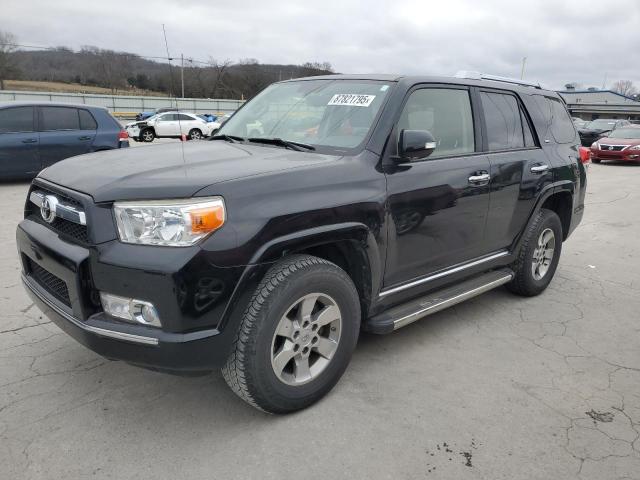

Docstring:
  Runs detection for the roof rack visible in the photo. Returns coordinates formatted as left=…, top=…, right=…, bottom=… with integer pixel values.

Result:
left=454, top=71, right=542, bottom=89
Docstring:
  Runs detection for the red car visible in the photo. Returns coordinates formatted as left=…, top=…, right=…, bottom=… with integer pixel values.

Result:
left=590, top=127, right=640, bottom=163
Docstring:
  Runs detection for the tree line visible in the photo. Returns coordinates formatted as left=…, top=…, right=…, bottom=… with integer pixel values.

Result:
left=0, top=31, right=333, bottom=99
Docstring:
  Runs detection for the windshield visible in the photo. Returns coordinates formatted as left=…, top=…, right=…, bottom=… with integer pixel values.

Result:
left=219, top=79, right=392, bottom=151
left=586, top=120, right=616, bottom=130
left=607, top=128, right=640, bottom=139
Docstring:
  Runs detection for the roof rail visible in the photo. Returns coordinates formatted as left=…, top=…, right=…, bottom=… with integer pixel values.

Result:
left=454, top=71, right=542, bottom=89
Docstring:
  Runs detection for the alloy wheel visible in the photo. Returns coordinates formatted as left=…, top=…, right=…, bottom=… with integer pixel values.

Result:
left=531, top=228, right=555, bottom=280
left=270, top=293, right=342, bottom=386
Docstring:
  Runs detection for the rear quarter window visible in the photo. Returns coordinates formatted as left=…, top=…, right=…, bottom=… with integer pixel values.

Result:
left=547, top=97, right=576, bottom=144
left=79, top=109, right=98, bottom=130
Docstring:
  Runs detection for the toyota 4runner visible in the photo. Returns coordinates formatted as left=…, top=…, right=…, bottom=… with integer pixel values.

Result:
left=17, top=73, right=586, bottom=413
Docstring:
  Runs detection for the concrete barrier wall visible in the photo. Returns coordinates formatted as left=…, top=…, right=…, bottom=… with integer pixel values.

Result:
left=0, top=90, right=244, bottom=117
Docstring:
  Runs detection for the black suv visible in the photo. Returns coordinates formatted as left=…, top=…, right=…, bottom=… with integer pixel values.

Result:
left=16, top=73, right=586, bottom=413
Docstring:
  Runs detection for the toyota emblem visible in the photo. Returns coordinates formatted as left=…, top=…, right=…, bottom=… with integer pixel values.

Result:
left=40, top=195, right=59, bottom=224
left=608, top=146, right=614, bottom=150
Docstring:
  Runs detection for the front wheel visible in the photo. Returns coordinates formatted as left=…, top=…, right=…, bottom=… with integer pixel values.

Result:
left=507, top=208, right=562, bottom=297
left=222, top=255, right=361, bottom=413
left=592, top=158, right=601, bottom=164
left=140, top=128, right=155, bottom=142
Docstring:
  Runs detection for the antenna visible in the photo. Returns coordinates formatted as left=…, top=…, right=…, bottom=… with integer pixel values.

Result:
left=162, top=25, right=187, bottom=166
left=162, top=24, right=177, bottom=109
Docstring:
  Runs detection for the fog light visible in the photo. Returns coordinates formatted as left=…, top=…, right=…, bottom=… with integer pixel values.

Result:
left=100, top=292, right=161, bottom=327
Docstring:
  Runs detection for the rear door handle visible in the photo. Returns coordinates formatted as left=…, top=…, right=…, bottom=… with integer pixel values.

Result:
left=78, top=136, right=92, bottom=141
left=530, top=164, right=550, bottom=174
left=468, top=173, right=491, bottom=185
left=21, top=138, right=37, bottom=144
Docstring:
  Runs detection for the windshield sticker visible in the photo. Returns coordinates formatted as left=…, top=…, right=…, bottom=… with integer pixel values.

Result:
left=380, top=85, right=389, bottom=91
left=328, top=94, right=376, bottom=107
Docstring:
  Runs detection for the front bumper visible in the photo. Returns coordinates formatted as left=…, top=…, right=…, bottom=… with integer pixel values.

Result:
left=590, top=148, right=640, bottom=161
left=16, top=215, right=245, bottom=373
left=22, top=274, right=237, bottom=372
left=125, top=126, right=141, bottom=138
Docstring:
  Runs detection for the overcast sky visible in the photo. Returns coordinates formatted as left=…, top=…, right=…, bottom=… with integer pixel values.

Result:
left=4, top=0, right=640, bottom=90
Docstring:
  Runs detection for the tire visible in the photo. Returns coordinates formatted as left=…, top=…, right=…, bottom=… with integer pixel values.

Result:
left=222, top=254, right=361, bottom=413
left=188, top=128, right=202, bottom=140
left=140, top=128, right=155, bottom=142
left=507, top=208, right=563, bottom=297
left=592, top=158, right=601, bottom=164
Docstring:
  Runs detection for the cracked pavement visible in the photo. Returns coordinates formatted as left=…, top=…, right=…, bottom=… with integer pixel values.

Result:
left=1, top=162, right=639, bottom=480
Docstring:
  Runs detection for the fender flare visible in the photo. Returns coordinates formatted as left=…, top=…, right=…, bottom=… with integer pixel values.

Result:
left=511, top=180, right=575, bottom=253
left=217, top=222, right=382, bottom=330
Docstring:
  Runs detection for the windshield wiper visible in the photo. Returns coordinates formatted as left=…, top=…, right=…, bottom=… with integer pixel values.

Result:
left=209, top=134, right=245, bottom=143
left=247, top=137, right=315, bottom=151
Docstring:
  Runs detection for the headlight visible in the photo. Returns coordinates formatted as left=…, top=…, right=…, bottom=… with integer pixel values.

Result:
left=113, top=197, right=225, bottom=246
left=629, top=145, right=640, bottom=150
left=591, top=142, right=600, bottom=149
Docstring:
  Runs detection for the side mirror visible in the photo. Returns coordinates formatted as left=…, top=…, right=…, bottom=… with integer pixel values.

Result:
left=398, top=129, right=437, bottom=161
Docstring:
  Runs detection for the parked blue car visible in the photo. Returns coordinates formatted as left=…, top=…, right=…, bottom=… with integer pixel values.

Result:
left=0, top=102, right=129, bottom=180
left=135, top=107, right=176, bottom=121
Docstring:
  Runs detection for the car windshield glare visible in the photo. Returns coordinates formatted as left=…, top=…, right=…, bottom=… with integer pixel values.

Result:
left=607, top=128, right=640, bottom=139
left=218, top=79, right=392, bottom=150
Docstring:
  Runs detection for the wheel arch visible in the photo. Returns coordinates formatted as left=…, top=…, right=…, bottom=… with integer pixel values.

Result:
left=218, top=223, right=381, bottom=330
left=540, top=190, right=573, bottom=240
left=511, top=181, right=575, bottom=253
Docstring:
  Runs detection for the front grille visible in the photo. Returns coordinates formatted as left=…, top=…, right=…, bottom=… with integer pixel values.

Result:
left=600, top=145, right=625, bottom=151
left=27, top=258, right=71, bottom=306
left=26, top=186, right=89, bottom=244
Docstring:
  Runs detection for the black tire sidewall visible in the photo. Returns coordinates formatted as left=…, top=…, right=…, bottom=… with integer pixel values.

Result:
left=189, top=129, right=201, bottom=140
left=247, top=264, right=360, bottom=410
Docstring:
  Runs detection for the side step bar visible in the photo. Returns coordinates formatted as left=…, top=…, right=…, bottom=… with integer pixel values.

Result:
left=364, top=269, right=514, bottom=334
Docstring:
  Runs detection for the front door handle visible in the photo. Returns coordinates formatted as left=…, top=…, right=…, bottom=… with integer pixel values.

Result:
left=21, top=138, right=37, bottom=144
left=530, top=164, right=550, bottom=174
left=78, top=136, right=92, bottom=141
left=468, top=173, right=491, bottom=185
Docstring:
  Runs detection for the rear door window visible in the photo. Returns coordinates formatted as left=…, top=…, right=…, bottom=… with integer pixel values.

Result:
left=79, top=109, right=98, bottom=130
left=0, top=107, right=35, bottom=133
left=480, top=92, right=525, bottom=151
left=40, top=107, right=80, bottom=131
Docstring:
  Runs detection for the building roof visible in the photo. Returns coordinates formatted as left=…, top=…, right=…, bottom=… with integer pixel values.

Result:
left=558, top=90, right=639, bottom=105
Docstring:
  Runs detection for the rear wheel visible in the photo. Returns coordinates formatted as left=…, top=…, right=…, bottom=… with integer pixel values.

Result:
left=140, top=128, right=155, bottom=142
left=507, top=209, right=562, bottom=297
left=222, top=255, right=360, bottom=413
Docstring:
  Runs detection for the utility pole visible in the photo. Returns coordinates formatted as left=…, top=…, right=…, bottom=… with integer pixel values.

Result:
left=180, top=53, right=185, bottom=99
left=601, top=72, right=608, bottom=90
left=520, top=57, right=527, bottom=80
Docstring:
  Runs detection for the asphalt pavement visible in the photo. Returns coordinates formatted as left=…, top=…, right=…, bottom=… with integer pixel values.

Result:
left=1, top=161, right=639, bottom=480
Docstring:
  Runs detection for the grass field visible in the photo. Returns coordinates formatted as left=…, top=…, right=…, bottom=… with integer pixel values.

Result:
left=4, top=79, right=167, bottom=97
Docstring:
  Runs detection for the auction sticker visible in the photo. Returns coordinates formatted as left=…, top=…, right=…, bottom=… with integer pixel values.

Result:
left=328, top=94, right=376, bottom=107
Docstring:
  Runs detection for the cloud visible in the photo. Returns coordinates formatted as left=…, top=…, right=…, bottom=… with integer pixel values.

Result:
left=4, top=0, right=640, bottom=90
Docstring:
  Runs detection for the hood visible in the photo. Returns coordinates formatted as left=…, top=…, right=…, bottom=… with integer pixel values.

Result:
left=598, top=137, right=640, bottom=146
left=579, top=127, right=613, bottom=135
left=39, top=141, right=340, bottom=202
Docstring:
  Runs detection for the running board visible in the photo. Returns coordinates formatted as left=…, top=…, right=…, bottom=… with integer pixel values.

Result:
left=364, top=269, right=514, bottom=334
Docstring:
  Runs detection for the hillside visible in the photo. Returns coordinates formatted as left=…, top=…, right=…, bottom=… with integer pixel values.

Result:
left=4, top=79, right=166, bottom=96
left=3, top=48, right=333, bottom=99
